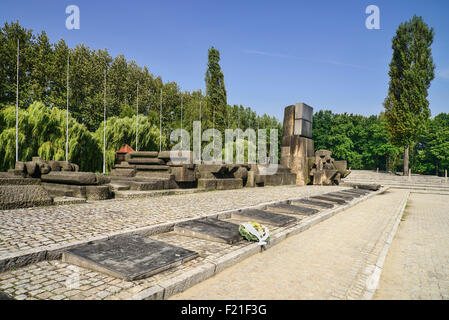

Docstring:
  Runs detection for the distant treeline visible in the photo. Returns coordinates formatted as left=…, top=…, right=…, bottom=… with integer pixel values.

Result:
left=0, top=21, right=447, bottom=175
left=313, top=110, right=449, bottom=175
left=0, top=22, right=280, bottom=134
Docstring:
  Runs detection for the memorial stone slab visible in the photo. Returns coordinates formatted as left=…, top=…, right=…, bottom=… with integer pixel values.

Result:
left=310, top=195, right=347, bottom=205
left=267, top=203, right=319, bottom=216
left=62, top=235, right=198, bottom=281
left=174, top=218, right=242, bottom=244
left=337, top=190, right=364, bottom=197
left=341, top=188, right=370, bottom=195
left=232, top=209, right=297, bottom=227
left=324, top=192, right=355, bottom=201
left=292, top=198, right=335, bottom=209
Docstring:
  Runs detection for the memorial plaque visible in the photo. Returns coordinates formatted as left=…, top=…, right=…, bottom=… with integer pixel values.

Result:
left=324, top=192, right=355, bottom=201
left=341, top=188, right=370, bottom=195
left=292, top=198, right=334, bottom=209
left=174, top=218, right=242, bottom=244
left=62, top=235, right=198, bottom=281
left=232, top=209, right=297, bottom=227
left=310, top=195, right=347, bottom=205
left=338, top=190, right=363, bottom=197
left=267, top=203, right=319, bottom=216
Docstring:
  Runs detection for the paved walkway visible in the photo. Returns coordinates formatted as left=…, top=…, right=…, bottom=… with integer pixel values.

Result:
left=171, top=189, right=409, bottom=300
left=374, top=192, right=449, bottom=300
left=0, top=186, right=344, bottom=258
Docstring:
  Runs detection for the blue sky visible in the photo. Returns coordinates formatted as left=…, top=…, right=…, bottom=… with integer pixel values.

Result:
left=1, top=0, right=448, bottom=121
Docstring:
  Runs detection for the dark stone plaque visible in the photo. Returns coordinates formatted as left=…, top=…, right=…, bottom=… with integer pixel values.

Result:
left=62, top=234, right=198, bottom=281
left=292, top=198, right=334, bottom=209
left=232, top=209, right=298, bottom=227
left=310, top=195, right=347, bottom=205
left=325, top=192, right=355, bottom=200
left=267, top=203, right=319, bottom=216
left=337, top=190, right=363, bottom=197
left=174, top=218, right=242, bottom=244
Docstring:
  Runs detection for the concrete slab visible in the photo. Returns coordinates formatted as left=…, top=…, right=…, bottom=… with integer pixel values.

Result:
left=266, top=203, right=319, bottom=216
left=232, top=209, right=298, bottom=227
left=62, top=235, right=198, bottom=281
left=174, top=219, right=242, bottom=244
left=310, top=195, right=347, bottom=205
left=292, top=198, right=334, bottom=209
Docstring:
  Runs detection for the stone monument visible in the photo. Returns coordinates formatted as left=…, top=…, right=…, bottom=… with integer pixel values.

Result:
left=281, top=103, right=315, bottom=185
left=281, top=103, right=350, bottom=185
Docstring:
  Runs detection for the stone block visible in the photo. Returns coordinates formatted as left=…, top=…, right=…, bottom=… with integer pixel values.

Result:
left=85, top=185, right=111, bottom=200
left=127, top=158, right=165, bottom=165
left=110, top=168, right=136, bottom=177
left=294, top=103, right=313, bottom=122
left=128, top=151, right=159, bottom=158
left=0, top=184, right=53, bottom=210
left=170, top=166, right=196, bottom=182
left=216, top=178, right=243, bottom=190
left=41, top=171, right=98, bottom=185
left=294, top=119, right=312, bottom=138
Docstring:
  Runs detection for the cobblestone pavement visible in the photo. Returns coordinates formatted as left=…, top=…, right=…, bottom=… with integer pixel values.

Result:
left=374, top=192, right=449, bottom=300
left=0, top=186, right=344, bottom=258
left=170, top=189, right=409, bottom=300
left=0, top=204, right=292, bottom=300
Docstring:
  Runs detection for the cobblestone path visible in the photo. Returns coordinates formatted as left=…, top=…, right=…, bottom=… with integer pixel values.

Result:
left=0, top=185, right=343, bottom=257
left=170, top=189, right=409, bottom=299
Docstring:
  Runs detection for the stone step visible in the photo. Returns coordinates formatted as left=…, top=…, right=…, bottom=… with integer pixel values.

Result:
left=266, top=203, right=319, bottom=216
left=174, top=218, right=242, bottom=244
left=109, top=183, right=130, bottom=191
left=53, top=196, right=87, bottom=205
left=135, top=165, right=170, bottom=171
left=128, top=151, right=159, bottom=158
left=127, top=158, right=166, bottom=165
left=231, top=208, right=298, bottom=227
left=62, top=234, right=198, bottom=281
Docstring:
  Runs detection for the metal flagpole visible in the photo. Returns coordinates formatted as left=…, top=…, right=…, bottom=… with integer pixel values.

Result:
left=66, top=53, right=70, bottom=162
left=181, top=95, right=183, bottom=147
left=136, top=81, right=139, bottom=152
left=103, top=67, right=107, bottom=174
left=15, top=38, right=19, bottom=163
left=159, top=88, right=162, bottom=152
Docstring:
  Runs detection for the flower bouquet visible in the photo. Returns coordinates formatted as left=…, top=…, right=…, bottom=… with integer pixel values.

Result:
left=239, top=222, right=270, bottom=245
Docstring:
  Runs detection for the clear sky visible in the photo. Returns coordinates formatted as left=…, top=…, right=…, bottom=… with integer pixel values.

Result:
left=1, top=0, right=448, bottom=121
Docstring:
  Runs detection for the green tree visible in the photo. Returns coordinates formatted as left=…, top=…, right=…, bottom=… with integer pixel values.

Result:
left=383, top=15, right=435, bottom=175
left=205, top=46, right=227, bottom=132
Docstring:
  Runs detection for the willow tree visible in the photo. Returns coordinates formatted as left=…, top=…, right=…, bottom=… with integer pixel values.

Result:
left=383, top=15, right=435, bottom=175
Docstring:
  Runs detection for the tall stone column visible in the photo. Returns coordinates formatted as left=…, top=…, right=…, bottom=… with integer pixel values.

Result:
left=280, top=103, right=315, bottom=185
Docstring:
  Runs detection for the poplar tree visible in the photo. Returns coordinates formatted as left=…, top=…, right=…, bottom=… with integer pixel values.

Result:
left=383, top=15, right=435, bottom=175
left=205, top=46, right=227, bottom=131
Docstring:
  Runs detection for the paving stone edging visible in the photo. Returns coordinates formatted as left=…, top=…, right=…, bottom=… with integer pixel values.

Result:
left=361, top=190, right=410, bottom=300
left=0, top=186, right=359, bottom=273
left=128, top=186, right=390, bottom=300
